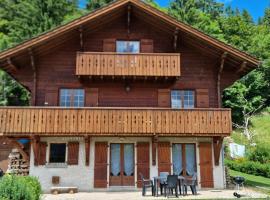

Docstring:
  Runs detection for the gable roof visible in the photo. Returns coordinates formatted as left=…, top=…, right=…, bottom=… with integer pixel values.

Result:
left=0, top=0, right=260, bottom=71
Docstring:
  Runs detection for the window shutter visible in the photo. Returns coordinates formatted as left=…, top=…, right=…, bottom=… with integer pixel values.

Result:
left=39, top=142, right=47, bottom=165
left=94, top=142, right=108, bottom=188
left=196, top=89, right=209, bottom=108
left=140, top=39, right=153, bottom=53
left=85, top=88, right=99, bottom=107
left=137, top=142, right=150, bottom=188
left=45, top=90, right=58, bottom=106
left=158, top=89, right=171, bottom=107
left=103, top=39, right=116, bottom=52
left=158, top=142, right=171, bottom=174
left=67, top=142, right=79, bottom=165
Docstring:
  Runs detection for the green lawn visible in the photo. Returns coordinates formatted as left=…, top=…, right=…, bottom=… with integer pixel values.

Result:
left=230, top=169, right=270, bottom=194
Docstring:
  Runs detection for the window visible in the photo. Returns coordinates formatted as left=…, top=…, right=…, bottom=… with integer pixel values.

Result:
left=116, top=41, right=140, bottom=53
left=172, top=144, right=196, bottom=176
left=171, top=90, right=194, bottom=109
left=49, top=143, right=66, bottom=163
left=59, top=89, right=84, bottom=107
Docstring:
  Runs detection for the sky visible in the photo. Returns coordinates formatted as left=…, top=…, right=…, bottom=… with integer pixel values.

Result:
left=79, top=0, right=270, bottom=22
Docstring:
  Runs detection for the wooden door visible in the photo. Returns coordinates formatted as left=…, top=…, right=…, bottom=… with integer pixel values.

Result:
left=110, top=143, right=134, bottom=186
left=137, top=142, right=150, bottom=188
left=199, top=142, right=214, bottom=188
left=94, top=142, right=108, bottom=188
left=158, top=142, right=171, bottom=174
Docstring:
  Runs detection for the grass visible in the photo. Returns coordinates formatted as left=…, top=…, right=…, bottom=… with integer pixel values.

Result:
left=230, top=169, right=270, bottom=195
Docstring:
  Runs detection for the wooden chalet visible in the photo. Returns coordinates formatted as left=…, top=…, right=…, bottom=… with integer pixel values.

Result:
left=0, top=0, right=259, bottom=192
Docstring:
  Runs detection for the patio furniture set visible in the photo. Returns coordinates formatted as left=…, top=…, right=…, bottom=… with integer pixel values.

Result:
left=140, top=172, right=197, bottom=197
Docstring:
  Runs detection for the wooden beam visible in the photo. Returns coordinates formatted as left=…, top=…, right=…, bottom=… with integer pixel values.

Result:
left=217, top=52, right=227, bottom=108
left=174, top=28, right=179, bottom=51
left=79, top=26, right=84, bottom=51
left=127, top=5, right=131, bottom=35
left=152, top=135, right=158, bottom=166
left=28, top=48, right=37, bottom=106
left=236, top=61, right=247, bottom=74
left=6, top=58, right=18, bottom=72
left=85, top=136, right=90, bottom=166
left=0, top=137, right=29, bottom=162
left=213, top=136, right=224, bottom=166
left=31, top=136, right=40, bottom=166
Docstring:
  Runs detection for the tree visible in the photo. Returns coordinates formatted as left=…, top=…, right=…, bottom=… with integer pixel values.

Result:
left=86, top=0, right=113, bottom=11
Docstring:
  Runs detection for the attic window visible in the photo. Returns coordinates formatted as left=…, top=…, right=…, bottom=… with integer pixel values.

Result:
left=116, top=41, right=140, bottom=53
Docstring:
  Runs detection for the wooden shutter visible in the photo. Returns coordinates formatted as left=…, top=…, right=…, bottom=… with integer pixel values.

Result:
left=137, top=142, right=150, bottom=188
left=158, top=142, right=171, bottom=174
left=103, top=39, right=116, bottom=52
left=39, top=142, right=47, bottom=165
left=158, top=89, right=171, bottom=107
left=67, top=142, right=79, bottom=165
left=196, top=89, right=209, bottom=108
left=85, top=88, right=99, bottom=107
left=199, top=142, right=214, bottom=188
left=140, top=39, right=153, bottom=53
left=45, top=90, right=58, bottom=106
left=94, top=142, right=108, bottom=188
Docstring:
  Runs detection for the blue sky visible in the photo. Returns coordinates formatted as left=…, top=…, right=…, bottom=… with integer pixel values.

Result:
left=79, top=0, right=270, bottom=22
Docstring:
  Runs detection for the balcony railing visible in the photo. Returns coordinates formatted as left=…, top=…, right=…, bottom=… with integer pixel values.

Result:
left=76, top=52, right=181, bottom=77
left=0, top=107, right=231, bottom=136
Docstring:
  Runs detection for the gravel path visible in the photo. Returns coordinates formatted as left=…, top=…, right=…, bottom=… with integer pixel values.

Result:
left=42, top=189, right=268, bottom=200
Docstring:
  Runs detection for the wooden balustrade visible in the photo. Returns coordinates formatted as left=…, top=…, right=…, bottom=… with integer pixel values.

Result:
left=0, top=107, right=231, bottom=136
left=76, top=52, right=181, bottom=77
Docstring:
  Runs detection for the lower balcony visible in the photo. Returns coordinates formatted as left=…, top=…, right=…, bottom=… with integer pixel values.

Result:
left=0, top=107, right=231, bottom=137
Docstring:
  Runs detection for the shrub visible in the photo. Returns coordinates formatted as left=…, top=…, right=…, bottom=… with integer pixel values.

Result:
left=0, top=175, right=41, bottom=200
left=225, top=159, right=270, bottom=178
left=247, top=145, right=270, bottom=164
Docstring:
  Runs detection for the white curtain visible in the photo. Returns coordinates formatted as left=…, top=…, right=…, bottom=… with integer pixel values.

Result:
left=111, top=144, right=121, bottom=176
left=172, top=144, right=183, bottom=175
left=185, top=144, right=196, bottom=176
left=124, top=144, right=134, bottom=176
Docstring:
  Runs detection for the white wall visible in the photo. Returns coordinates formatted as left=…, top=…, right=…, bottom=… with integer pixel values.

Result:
left=29, top=136, right=226, bottom=193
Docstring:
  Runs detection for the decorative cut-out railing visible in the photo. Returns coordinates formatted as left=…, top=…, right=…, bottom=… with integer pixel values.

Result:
left=0, top=107, right=231, bottom=136
left=76, top=52, right=181, bottom=77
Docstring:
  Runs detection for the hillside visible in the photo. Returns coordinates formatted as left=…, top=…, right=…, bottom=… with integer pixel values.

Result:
left=231, top=107, right=270, bottom=148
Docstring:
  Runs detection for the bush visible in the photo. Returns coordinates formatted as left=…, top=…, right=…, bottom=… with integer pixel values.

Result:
left=247, top=145, right=270, bottom=164
left=0, top=175, right=41, bottom=200
left=225, top=159, right=270, bottom=178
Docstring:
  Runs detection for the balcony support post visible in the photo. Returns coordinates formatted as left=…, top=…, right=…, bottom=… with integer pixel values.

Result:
left=85, top=136, right=91, bottom=166
left=213, top=136, right=224, bottom=166
left=174, top=28, right=179, bottom=51
left=79, top=26, right=84, bottom=51
left=31, top=135, right=40, bottom=166
left=152, top=135, right=158, bottom=166
left=29, top=48, right=37, bottom=106
left=217, top=52, right=227, bottom=108
left=127, top=5, right=131, bottom=35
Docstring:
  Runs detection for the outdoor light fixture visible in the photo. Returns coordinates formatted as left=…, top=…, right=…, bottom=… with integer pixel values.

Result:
left=125, top=84, right=131, bottom=92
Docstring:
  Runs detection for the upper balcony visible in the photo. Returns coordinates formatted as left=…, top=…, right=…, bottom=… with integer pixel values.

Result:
left=76, top=52, right=181, bottom=78
left=0, top=107, right=231, bottom=137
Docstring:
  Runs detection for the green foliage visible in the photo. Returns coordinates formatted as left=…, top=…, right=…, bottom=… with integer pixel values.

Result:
left=225, top=159, right=270, bottom=178
left=86, top=0, right=114, bottom=11
left=0, top=175, right=41, bottom=200
left=247, top=145, right=270, bottom=164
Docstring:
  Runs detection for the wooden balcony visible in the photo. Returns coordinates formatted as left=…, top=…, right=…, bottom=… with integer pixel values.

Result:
left=76, top=52, right=181, bottom=77
left=0, top=107, right=231, bottom=137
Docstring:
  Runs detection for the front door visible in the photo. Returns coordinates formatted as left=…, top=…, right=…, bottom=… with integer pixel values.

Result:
left=110, top=143, right=134, bottom=186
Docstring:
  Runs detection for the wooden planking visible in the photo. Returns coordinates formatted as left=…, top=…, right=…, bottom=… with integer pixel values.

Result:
left=76, top=52, right=181, bottom=77
left=0, top=107, right=231, bottom=136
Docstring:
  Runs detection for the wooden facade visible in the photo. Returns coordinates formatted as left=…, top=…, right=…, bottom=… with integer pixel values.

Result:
left=0, top=107, right=231, bottom=136
left=0, top=0, right=260, bottom=191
